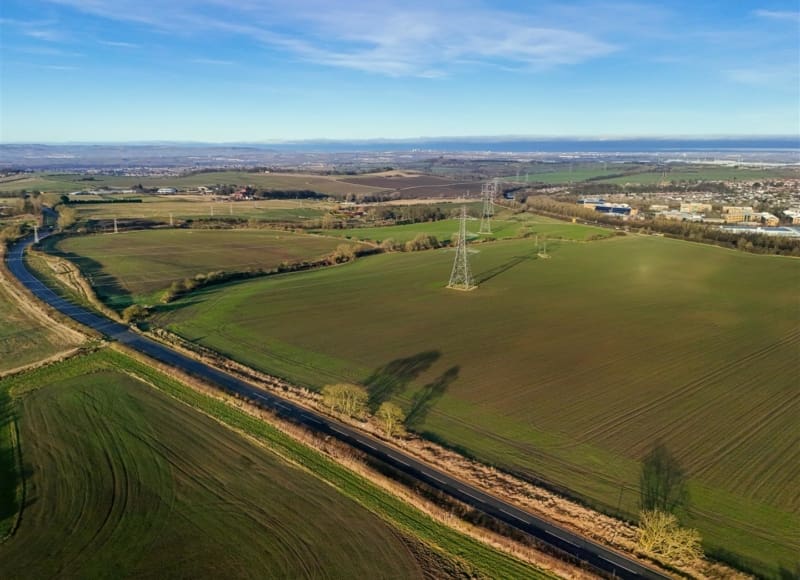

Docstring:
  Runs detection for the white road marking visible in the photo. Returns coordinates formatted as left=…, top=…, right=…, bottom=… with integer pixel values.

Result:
left=598, top=556, right=637, bottom=575
left=500, top=508, right=527, bottom=523
left=547, top=530, right=578, bottom=547
left=459, top=488, right=484, bottom=503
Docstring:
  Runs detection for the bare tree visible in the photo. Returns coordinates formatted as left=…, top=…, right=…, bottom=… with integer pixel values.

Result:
left=376, top=402, right=405, bottom=437
left=321, top=383, right=368, bottom=418
left=57, top=207, right=77, bottom=231
left=637, top=510, right=702, bottom=565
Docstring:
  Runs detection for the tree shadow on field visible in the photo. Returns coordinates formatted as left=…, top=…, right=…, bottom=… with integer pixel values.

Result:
left=473, top=252, right=535, bottom=285
left=151, top=296, right=206, bottom=315
left=364, top=351, right=440, bottom=412
left=405, top=366, right=459, bottom=429
left=0, top=391, right=21, bottom=525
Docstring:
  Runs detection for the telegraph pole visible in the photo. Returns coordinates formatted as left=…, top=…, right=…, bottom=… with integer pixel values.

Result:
left=447, top=206, right=474, bottom=291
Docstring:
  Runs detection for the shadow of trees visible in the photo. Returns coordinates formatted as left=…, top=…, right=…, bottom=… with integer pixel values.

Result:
left=0, top=391, right=21, bottom=526
left=364, top=351, right=440, bottom=412
left=406, top=366, right=459, bottom=428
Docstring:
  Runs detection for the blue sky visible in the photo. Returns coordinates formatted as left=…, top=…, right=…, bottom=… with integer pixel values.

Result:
left=1, top=0, right=798, bottom=142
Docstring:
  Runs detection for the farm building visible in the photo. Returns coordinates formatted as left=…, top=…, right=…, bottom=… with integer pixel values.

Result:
left=157, top=187, right=178, bottom=194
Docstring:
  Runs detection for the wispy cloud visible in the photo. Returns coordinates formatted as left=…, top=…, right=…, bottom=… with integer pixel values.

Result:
left=98, top=40, right=140, bottom=48
left=754, top=9, right=800, bottom=23
left=0, top=17, right=64, bottom=42
left=43, top=0, right=621, bottom=76
left=15, top=45, right=84, bottom=57
left=39, top=64, right=78, bottom=71
left=725, top=66, right=798, bottom=86
left=191, top=58, right=234, bottom=66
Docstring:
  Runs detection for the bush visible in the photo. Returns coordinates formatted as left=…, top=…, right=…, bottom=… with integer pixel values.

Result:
left=404, top=233, right=439, bottom=252
left=122, top=304, right=150, bottom=323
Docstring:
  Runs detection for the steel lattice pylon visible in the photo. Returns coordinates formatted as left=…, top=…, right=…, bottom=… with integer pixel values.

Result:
left=448, top=206, right=474, bottom=290
left=479, top=180, right=496, bottom=235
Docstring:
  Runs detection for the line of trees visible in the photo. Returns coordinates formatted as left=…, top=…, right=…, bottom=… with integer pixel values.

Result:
left=321, top=383, right=407, bottom=438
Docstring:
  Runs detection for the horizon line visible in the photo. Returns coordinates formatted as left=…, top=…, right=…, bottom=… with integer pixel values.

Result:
left=2, top=134, right=799, bottom=147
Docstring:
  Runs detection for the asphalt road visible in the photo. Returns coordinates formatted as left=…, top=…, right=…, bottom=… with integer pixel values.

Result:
left=6, top=232, right=667, bottom=580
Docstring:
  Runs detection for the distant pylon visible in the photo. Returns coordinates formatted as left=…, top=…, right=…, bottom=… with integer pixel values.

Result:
left=447, top=206, right=474, bottom=291
left=113, top=218, right=118, bottom=234
left=479, top=181, right=496, bottom=235
left=33, top=224, right=39, bottom=244
left=169, top=212, right=174, bottom=226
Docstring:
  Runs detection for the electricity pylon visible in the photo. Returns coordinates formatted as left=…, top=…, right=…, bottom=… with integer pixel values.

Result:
left=33, top=224, right=39, bottom=244
left=113, top=217, right=118, bottom=234
left=447, top=206, right=474, bottom=291
left=479, top=181, right=496, bottom=235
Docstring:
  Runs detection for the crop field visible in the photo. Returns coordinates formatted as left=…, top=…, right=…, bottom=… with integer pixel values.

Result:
left=0, top=272, right=81, bottom=373
left=506, top=164, right=642, bottom=184
left=0, top=352, right=430, bottom=578
left=0, top=171, right=387, bottom=196
left=341, top=174, right=484, bottom=198
left=153, top=234, right=800, bottom=576
left=45, top=228, right=348, bottom=307
left=315, top=214, right=612, bottom=244
left=70, top=195, right=332, bottom=225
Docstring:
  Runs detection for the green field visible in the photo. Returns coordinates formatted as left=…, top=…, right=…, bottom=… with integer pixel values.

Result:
left=507, top=165, right=639, bottom=184
left=0, top=349, right=549, bottom=579
left=0, top=355, right=428, bottom=577
left=596, top=165, right=800, bottom=185
left=315, top=215, right=612, bottom=244
left=46, top=228, right=348, bottom=307
left=153, top=234, right=800, bottom=576
left=69, top=196, right=331, bottom=225
left=0, top=171, right=386, bottom=196
left=0, top=273, right=81, bottom=373
left=503, top=163, right=800, bottom=185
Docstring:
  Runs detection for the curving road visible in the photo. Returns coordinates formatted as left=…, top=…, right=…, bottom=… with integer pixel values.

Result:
left=6, top=232, right=666, bottom=580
